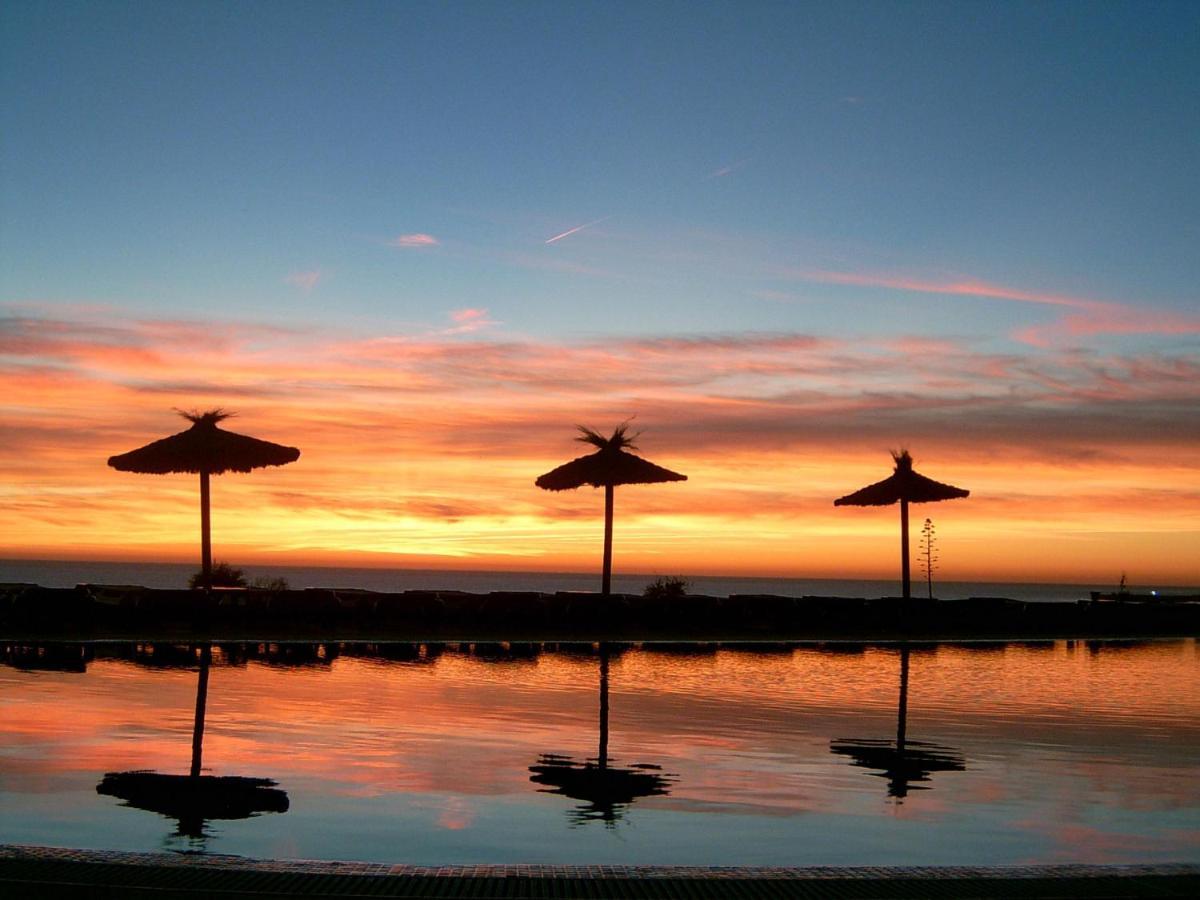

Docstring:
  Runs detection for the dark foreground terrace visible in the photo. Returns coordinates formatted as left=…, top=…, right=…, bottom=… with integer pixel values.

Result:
left=3, top=846, right=1198, bottom=899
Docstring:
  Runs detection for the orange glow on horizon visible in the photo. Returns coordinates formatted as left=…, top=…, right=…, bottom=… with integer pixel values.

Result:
left=2, top=308, right=1197, bottom=586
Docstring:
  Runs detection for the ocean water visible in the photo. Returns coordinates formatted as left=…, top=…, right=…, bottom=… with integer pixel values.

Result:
left=0, top=557, right=1142, bottom=602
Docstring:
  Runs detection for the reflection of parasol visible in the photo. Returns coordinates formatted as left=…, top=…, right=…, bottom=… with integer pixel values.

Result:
left=830, top=647, right=964, bottom=799
left=96, top=643, right=289, bottom=839
left=536, top=425, right=685, bottom=595
left=834, top=450, right=968, bottom=600
left=529, top=644, right=673, bottom=824
left=96, top=771, right=288, bottom=839
left=108, top=410, right=299, bottom=590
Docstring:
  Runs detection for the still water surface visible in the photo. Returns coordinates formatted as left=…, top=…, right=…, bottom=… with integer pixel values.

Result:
left=2, top=640, right=1197, bottom=865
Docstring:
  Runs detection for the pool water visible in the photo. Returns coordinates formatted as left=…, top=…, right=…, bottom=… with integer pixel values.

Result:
left=1, top=640, right=1197, bottom=865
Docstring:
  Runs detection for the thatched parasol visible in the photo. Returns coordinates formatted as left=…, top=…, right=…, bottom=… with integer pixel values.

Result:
left=108, top=410, right=300, bottom=590
left=535, top=424, right=686, bottom=595
left=834, top=450, right=967, bottom=600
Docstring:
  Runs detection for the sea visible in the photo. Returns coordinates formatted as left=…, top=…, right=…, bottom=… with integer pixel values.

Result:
left=0, top=557, right=1172, bottom=603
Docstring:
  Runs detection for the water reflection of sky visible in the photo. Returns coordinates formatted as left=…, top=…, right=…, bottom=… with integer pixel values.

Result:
left=1, top=640, right=1197, bottom=865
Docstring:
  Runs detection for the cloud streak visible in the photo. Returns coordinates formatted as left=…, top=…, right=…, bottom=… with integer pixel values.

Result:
left=799, top=269, right=1200, bottom=345
left=285, top=269, right=323, bottom=292
left=389, top=233, right=440, bottom=248
left=544, top=216, right=612, bottom=245
left=703, top=158, right=750, bottom=180
left=440, top=307, right=500, bottom=335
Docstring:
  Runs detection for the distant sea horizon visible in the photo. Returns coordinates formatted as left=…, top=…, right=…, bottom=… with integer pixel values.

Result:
left=3, top=557, right=1192, bottom=603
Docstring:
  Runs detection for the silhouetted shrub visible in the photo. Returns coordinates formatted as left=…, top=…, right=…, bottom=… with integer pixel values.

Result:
left=643, top=576, right=689, bottom=599
left=188, top=562, right=247, bottom=589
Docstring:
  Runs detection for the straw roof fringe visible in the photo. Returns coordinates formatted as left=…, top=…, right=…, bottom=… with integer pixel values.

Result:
left=833, top=449, right=968, bottom=507
left=108, top=409, right=300, bottom=475
left=535, top=424, right=686, bottom=491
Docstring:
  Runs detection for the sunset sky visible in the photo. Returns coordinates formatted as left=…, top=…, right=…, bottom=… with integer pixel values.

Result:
left=2, top=2, right=1197, bottom=584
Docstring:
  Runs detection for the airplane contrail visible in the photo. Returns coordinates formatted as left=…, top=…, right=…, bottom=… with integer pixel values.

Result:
left=544, top=215, right=612, bottom=244
left=703, top=157, right=750, bottom=180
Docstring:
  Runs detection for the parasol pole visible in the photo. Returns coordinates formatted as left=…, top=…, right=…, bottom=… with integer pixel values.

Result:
left=899, top=497, right=910, bottom=600
left=598, top=644, right=610, bottom=770
left=602, top=484, right=614, bottom=596
left=199, top=470, right=212, bottom=592
left=190, top=643, right=212, bottom=778
left=896, top=646, right=909, bottom=754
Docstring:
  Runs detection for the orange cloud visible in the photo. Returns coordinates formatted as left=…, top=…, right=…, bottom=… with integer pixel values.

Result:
left=2, top=305, right=1197, bottom=583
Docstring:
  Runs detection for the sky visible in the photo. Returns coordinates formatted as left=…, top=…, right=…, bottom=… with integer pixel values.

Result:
left=1, top=1, right=1198, bottom=585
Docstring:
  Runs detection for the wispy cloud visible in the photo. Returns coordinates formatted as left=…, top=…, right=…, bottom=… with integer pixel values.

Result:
left=440, top=307, right=500, bottom=335
left=801, top=269, right=1104, bottom=311
left=798, top=269, right=1200, bottom=345
left=389, top=233, right=440, bottom=248
left=544, top=216, right=612, bottom=245
left=703, top=158, right=750, bottom=180
left=285, top=269, right=323, bottom=292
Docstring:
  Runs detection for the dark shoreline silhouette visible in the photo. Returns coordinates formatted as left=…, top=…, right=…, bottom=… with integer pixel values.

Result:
left=2, top=582, right=1196, bottom=642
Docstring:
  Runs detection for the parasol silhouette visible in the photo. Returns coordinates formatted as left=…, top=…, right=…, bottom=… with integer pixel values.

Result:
left=834, top=450, right=968, bottom=600
left=108, top=410, right=300, bottom=590
left=536, top=424, right=685, bottom=595
left=96, top=644, right=289, bottom=840
left=830, top=647, right=965, bottom=800
left=529, top=644, right=673, bottom=825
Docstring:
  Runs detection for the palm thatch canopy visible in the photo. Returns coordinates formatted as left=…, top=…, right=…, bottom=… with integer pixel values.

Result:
left=108, top=410, right=300, bottom=475
left=834, top=450, right=967, bottom=507
left=535, top=425, right=686, bottom=491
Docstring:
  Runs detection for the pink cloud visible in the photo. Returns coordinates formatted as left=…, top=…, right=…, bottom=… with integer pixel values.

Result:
left=284, top=270, right=322, bottom=292
left=1014, top=309, right=1200, bottom=347
left=390, top=233, right=439, bottom=248
left=798, top=269, right=1200, bottom=345
left=441, top=307, right=499, bottom=335
left=801, top=269, right=1105, bottom=311
left=5, top=306, right=1199, bottom=466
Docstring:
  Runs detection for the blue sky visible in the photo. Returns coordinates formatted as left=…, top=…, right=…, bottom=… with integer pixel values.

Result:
left=2, top=2, right=1198, bottom=583
left=3, top=0, right=1196, bottom=341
